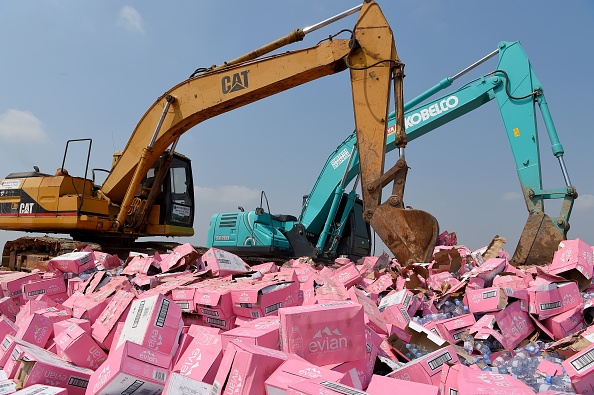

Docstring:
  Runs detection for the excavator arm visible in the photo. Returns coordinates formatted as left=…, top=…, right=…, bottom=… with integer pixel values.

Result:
left=304, top=40, right=575, bottom=265
left=100, top=1, right=437, bottom=263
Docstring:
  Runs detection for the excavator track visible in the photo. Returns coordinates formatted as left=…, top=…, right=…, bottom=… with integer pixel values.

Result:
left=0, top=235, right=285, bottom=273
left=2, top=236, right=102, bottom=272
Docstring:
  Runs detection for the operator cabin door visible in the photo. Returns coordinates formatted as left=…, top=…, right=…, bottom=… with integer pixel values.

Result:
left=164, top=156, right=194, bottom=228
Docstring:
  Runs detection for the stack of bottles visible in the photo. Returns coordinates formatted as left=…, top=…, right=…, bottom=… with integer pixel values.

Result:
left=412, top=298, right=470, bottom=325
left=477, top=342, right=575, bottom=393
left=440, top=298, right=469, bottom=317
left=404, top=343, right=431, bottom=360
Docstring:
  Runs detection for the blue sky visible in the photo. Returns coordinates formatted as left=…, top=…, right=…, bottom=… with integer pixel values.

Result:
left=0, top=1, right=592, bottom=257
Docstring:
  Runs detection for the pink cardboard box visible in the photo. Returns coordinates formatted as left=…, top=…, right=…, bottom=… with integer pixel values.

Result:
left=384, top=321, right=446, bottom=363
left=383, top=304, right=412, bottom=343
left=54, top=323, right=107, bottom=370
left=54, top=318, right=91, bottom=336
left=549, top=238, right=593, bottom=290
left=251, top=262, right=278, bottom=275
left=283, top=262, right=317, bottom=284
left=388, top=345, right=460, bottom=386
left=0, top=316, right=17, bottom=341
left=279, top=302, right=366, bottom=366
left=493, top=300, right=535, bottom=350
left=202, top=315, right=237, bottom=331
left=47, top=292, right=68, bottom=305
left=0, top=296, right=19, bottom=321
left=231, top=279, right=299, bottom=319
left=299, top=278, right=316, bottom=306
left=364, top=274, right=393, bottom=299
left=427, top=272, right=461, bottom=292
left=194, top=281, right=236, bottom=319
left=4, top=342, right=26, bottom=378
left=367, top=374, right=440, bottom=395
left=212, top=341, right=288, bottom=395
left=313, top=276, right=350, bottom=303
left=542, top=304, right=586, bottom=340
left=265, top=358, right=348, bottom=395
left=172, top=331, right=223, bottom=385
left=0, top=379, right=17, bottom=395
left=527, top=281, right=582, bottom=319
left=492, top=273, right=528, bottom=290
left=162, top=373, right=212, bottom=395
left=172, top=332, right=193, bottom=366
left=378, top=289, right=421, bottom=318
left=286, top=378, right=365, bottom=395
left=159, top=243, right=200, bottom=273
left=455, top=363, right=536, bottom=395
left=40, top=309, right=71, bottom=325
left=472, top=257, right=506, bottom=285
left=79, top=272, right=107, bottom=295
left=22, top=278, right=66, bottom=301
left=563, top=340, right=594, bottom=395
left=16, top=300, right=52, bottom=326
left=172, top=287, right=198, bottom=313
left=537, top=359, right=564, bottom=377
left=467, top=287, right=508, bottom=314
left=0, top=272, right=41, bottom=305
left=187, top=324, right=221, bottom=337
left=197, top=248, right=250, bottom=277
left=92, top=251, right=121, bottom=271
left=67, top=278, right=84, bottom=296
left=15, top=313, right=53, bottom=348
left=439, top=363, right=460, bottom=395
left=221, top=318, right=280, bottom=350
left=325, top=325, right=383, bottom=390
left=91, top=290, right=135, bottom=349
left=0, top=335, right=18, bottom=367
left=48, top=251, right=94, bottom=274
left=87, top=341, right=171, bottom=395
left=12, top=341, right=95, bottom=395
left=72, top=296, right=110, bottom=325
left=262, top=270, right=299, bottom=285
left=117, top=293, right=183, bottom=356
left=122, top=255, right=160, bottom=276
left=348, top=287, right=388, bottom=335
left=12, top=385, right=67, bottom=395
left=330, top=262, right=362, bottom=288
left=435, top=314, right=476, bottom=345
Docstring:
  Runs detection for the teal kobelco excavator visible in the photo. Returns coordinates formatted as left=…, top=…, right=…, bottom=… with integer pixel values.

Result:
left=207, top=41, right=577, bottom=266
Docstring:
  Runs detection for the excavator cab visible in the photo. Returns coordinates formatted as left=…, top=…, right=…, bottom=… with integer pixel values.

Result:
left=162, top=154, right=194, bottom=227
left=136, top=152, right=195, bottom=231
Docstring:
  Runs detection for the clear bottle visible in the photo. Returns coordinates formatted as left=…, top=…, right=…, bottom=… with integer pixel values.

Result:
left=461, top=332, right=474, bottom=355
left=474, top=341, right=491, bottom=355
left=452, top=299, right=466, bottom=316
left=483, top=354, right=492, bottom=365
left=405, top=343, right=429, bottom=359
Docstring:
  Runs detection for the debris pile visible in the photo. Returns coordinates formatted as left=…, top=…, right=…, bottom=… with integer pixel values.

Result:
left=0, top=234, right=592, bottom=395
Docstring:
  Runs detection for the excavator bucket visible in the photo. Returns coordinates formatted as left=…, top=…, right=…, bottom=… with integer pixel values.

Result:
left=510, top=212, right=566, bottom=267
left=370, top=204, right=439, bottom=266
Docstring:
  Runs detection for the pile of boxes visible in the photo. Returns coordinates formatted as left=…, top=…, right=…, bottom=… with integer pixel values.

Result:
left=0, top=237, right=591, bottom=394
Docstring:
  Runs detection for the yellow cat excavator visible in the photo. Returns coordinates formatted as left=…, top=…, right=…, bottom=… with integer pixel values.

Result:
left=0, top=1, right=566, bottom=269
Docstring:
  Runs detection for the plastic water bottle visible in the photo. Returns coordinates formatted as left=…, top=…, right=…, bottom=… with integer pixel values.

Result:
left=461, top=332, right=474, bottom=355
left=483, top=354, right=491, bottom=365
left=405, top=343, right=429, bottom=359
left=550, top=374, right=574, bottom=392
left=452, top=299, right=467, bottom=316
left=474, top=341, right=491, bottom=355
